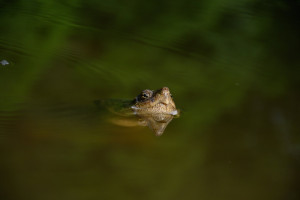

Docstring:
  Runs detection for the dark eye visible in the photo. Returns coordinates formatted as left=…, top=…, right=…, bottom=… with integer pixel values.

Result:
left=142, top=93, right=149, bottom=99
left=170, top=94, right=173, bottom=98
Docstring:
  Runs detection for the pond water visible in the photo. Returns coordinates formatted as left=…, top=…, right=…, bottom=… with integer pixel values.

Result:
left=0, top=1, right=299, bottom=200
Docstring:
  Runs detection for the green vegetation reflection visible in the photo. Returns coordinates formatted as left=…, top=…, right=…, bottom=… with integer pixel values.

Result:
left=0, top=0, right=299, bottom=200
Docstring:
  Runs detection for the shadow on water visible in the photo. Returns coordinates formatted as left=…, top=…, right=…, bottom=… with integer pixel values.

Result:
left=0, top=0, right=300, bottom=200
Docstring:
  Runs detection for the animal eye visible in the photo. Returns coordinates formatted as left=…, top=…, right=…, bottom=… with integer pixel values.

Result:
left=141, top=93, right=149, bottom=99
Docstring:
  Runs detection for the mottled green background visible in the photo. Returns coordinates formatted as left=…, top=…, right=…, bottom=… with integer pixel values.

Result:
left=0, top=0, right=299, bottom=200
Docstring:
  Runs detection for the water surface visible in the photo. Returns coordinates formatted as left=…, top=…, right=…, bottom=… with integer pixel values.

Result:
left=0, top=1, right=299, bottom=200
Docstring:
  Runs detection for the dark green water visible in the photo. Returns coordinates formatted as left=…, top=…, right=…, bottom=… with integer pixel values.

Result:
left=0, top=0, right=299, bottom=200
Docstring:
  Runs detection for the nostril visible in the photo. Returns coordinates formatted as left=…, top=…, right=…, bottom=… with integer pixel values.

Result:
left=162, top=87, right=169, bottom=91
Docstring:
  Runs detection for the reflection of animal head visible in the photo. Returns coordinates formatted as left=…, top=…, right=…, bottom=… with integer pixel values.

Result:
left=139, top=114, right=174, bottom=136
left=132, top=87, right=177, bottom=115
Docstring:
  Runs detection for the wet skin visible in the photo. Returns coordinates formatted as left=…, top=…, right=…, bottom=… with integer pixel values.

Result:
left=131, top=87, right=178, bottom=116
left=96, top=87, right=179, bottom=136
left=130, top=87, right=179, bottom=135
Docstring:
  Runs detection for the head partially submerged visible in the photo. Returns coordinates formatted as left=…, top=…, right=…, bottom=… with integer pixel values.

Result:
left=131, top=87, right=178, bottom=116
left=130, top=87, right=179, bottom=136
left=96, top=87, right=179, bottom=136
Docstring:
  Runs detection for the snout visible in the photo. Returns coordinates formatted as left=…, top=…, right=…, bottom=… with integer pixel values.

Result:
left=161, top=87, right=170, bottom=96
